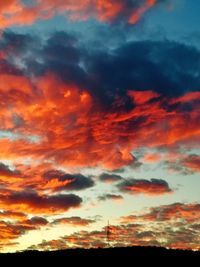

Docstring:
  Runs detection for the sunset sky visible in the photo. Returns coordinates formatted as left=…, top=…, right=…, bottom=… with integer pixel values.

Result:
left=0, top=0, right=200, bottom=252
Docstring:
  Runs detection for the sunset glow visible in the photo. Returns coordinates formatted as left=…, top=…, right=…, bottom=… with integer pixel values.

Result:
left=0, top=0, right=200, bottom=252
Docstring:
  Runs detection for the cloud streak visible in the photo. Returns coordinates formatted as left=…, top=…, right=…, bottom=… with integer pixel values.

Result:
left=0, top=0, right=165, bottom=29
left=52, top=216, right=96, bottom=226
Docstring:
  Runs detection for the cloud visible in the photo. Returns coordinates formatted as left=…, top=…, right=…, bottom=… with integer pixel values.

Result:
left=142, top=153, right=161, bottom=163
left=32, top=223, right=200, bottom=251
left=98, top=173, right=123, bottom=183
left=28, top=239, right=68, bottom=251
left=181, top=154, right=200, bottom=172
left=0, top=191, right=82, bottom=214
left=0, top=52, right=199, bottom=172
left=25, top=216, right=48, bottom=226
left=25, top=201, right=200, bottom=251
left=0, top=162, right=22, bottom=185
left=28, top=218, right=200, bottom=251
left=0, top=216, right=48, bottom=246
left=0, top=58, right=198, bottom=172
left=63, top=229, right=108, bottom=249
left=41, top=170, right=94, bottom=191
left=0, top=221, right=32, bottom=243
left=118, top=202, right=200, bottom=250
left=118, top=178, right=173, bottom=196
left=0, top=163, right=19, bottom=177
left=0, top=1, right=199, bottom=254
left=162, top=153, right=200, bottom=175
left=0, top=210, right=27, bottom=221
left=122, top=203, right=200, bottom=223
left=0, top=28, right=199, bottom=251
left=30, top=223, right=158, bottom=250
left=52, top=216, right=95, bottom=226
left=0, top=0, right=167, bottom=30
left=98, top=194, right=123, bottom=202
left=84, top=40, right=200, bottom=104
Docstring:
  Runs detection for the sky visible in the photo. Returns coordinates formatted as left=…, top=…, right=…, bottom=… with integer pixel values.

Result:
left=0, top=0, right=200, bottom=252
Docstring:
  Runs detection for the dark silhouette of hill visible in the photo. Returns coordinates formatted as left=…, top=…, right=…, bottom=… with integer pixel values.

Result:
left=1, top=246, right=200, bottom=265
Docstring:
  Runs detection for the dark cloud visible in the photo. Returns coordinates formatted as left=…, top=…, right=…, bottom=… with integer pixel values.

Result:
left=37, top=38, right=200, bottom=112
left=84, top=40, right=200, bottom=108
left=0, top=31, right=34, bottom=54
left=0, top=59, right=22, bottom=76
left=163, top=153, right=200, bottom=175
left=26, top=216, right=48, bottom=226
left=181, top=154, right=200, bottom=172
left=98, top=194, right=123, bottom=201
left=2, top=31, right=200, bottom=108
left=117, top=178, right=173, bottom=196
left=129, top=159, right=143, bottom=169
left=0, top=190, right=82, bottom=214
left=98, top=173, right=123, bottom=183
left=52, top=216, right=95, bottom=226
left=0, top=162, right=21, bottom=177
left=42, top=170, right=94, bottom=191
left=163, top=160, right=193, bottom=175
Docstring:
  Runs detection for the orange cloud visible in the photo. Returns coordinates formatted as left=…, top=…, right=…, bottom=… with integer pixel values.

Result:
left=122, top=203, right=200, bottom=223
left=0, top=216, right=48, bottom=247
left=142, top=153, right=161, bottom=163
left=0, top=72, right=199, bottom=172
left=129, top=0, right=156, bottom=24
left=0, top=210, right=27, bottom=221
left=38, top=178, right=75, bottom=191
left=0, top=0, right=159, bottom=29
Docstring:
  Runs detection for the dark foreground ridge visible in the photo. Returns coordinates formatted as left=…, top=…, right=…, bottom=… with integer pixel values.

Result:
left=1, top=246, right=200, bottom=264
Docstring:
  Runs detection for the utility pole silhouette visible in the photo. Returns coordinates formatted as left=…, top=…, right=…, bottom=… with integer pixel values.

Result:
left=106, top=220, right=111, bottom=248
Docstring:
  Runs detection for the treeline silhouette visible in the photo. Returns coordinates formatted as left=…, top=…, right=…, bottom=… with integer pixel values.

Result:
left=0, top=246, right=200, bottom=264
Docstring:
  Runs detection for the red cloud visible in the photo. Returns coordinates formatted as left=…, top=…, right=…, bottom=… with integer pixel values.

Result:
left=0, top=72, right=199, bottom=172
left=181, top=155, right=200, bottom=172
left=142, top=153, right=161, bottom=163
left=0, top=0, right=160, bottom=29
